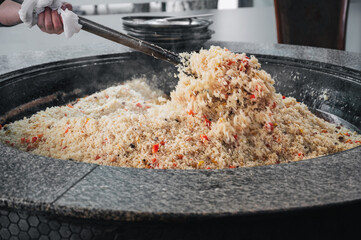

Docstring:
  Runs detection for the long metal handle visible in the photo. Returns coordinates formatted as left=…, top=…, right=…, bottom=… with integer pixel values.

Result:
left=78, top=16, right=181, bottom=65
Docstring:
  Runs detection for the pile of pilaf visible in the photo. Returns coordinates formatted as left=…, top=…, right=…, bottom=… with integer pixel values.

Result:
left=1, top=46, right=360, bottom=169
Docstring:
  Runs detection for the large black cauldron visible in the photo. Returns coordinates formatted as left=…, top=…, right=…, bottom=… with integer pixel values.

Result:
left=0, top=42, right=361, bottom=239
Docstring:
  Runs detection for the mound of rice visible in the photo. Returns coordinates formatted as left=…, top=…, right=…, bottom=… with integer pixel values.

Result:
left=1, top=46, right=360, bottom=169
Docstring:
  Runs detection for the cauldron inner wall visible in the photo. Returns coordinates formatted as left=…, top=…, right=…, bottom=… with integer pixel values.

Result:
left=0, top=53, right=178, bottom=124
left=261, top=62, right=361, bottom=130
left=0, top=53, right=360, bottom=131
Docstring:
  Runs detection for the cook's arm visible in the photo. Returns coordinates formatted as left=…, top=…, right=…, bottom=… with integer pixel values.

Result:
left=0, top=0, right=73, bottom=35
left=0, top=0, right=21, bottom=26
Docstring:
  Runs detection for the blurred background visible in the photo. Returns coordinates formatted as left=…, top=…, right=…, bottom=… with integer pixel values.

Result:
left=0, top=0, right=360, bottom=54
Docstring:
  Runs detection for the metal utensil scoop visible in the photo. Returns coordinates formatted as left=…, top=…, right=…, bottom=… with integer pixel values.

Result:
left=78, top=16, right=181, bottom=65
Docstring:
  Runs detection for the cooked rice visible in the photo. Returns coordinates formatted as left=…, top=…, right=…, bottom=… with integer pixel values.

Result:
left=1, top=46, right=360, bottom=169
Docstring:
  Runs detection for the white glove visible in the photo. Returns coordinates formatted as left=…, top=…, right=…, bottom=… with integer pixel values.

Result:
left=61, top=8, right=82, bottom=38
left=18, top=0, right=82, bottom=38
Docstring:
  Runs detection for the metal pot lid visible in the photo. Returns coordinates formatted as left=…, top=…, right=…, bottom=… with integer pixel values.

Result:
left=122, top=16, right=213, bottom=29
left=123, top=24, right=211, bottom=34
left=127, top=30, right=214, bottom=41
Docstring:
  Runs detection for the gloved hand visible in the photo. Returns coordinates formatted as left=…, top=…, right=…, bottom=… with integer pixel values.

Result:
left=18, top=0, right=82, bottom=38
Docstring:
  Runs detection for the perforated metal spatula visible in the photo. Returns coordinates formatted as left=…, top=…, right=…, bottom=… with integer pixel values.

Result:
left=78, top=16, right=181, bottom=65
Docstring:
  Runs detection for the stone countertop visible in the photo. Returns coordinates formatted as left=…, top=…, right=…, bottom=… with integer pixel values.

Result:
left=1, top=41, right=361, bottom=221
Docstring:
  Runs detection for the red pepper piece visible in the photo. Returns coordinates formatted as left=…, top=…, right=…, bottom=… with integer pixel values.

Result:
left=203, top=114, right=211, bottom=128
left=200, top=134, right=209, bottom=142
left=272, top=102, right=277, bottom=109
left=226, top=60, right=235, bottom=66
left=152, top=144, right=159, bottom=154
left=242, top=59, right=249, bottom=68
left=265, top=123, right=274, bottom=132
